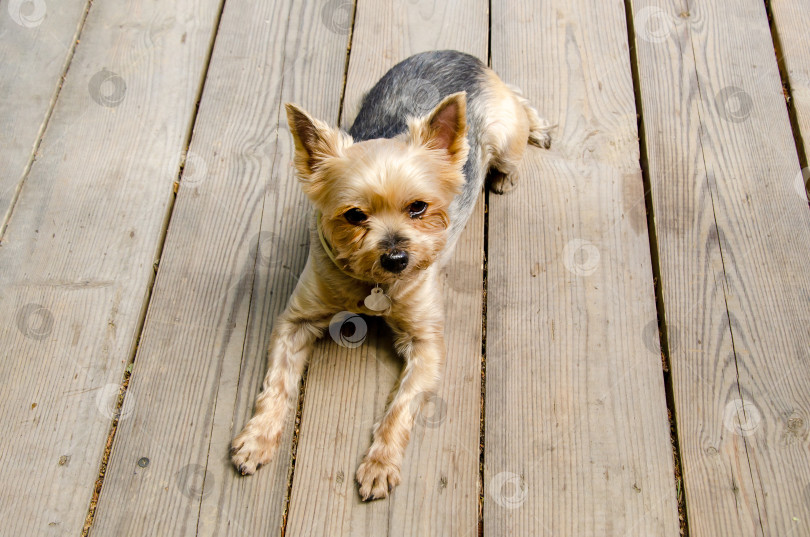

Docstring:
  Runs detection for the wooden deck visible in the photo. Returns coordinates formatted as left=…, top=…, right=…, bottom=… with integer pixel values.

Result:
left=1, top=0, right=809, bottom=535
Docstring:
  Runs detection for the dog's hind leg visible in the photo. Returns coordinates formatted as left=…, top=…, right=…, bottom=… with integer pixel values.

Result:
left=509, top=83, right=554, bottom=149
left=479, top=71, right=553, bottom=194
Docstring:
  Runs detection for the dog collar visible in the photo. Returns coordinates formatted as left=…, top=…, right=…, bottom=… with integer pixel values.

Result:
left=315, top=209, right=347, bottom=274
left=315, top=209, right=392, bottom=312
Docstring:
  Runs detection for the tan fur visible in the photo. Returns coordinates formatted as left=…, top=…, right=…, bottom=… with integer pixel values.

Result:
left=231, top=85, right=545, bottom=500
left=477, top=70, right=554, bottom=193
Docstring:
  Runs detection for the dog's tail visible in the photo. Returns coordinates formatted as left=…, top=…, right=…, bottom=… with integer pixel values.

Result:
left=506, top=83, right=554, bottom=149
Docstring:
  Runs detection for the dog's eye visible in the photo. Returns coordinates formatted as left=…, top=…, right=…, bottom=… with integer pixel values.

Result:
left=344, top=208, right=368, bottom=225
left=408, top=201, right=428, bottom=218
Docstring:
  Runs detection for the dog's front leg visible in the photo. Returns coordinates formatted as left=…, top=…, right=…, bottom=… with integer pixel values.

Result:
left=231, top=301, right=327, bottom=475
left=356, top=317, right=444, bottom=500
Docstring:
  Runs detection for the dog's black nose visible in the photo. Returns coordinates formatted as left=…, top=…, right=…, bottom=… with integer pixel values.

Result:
left=380, top=250, right=409, bottom=273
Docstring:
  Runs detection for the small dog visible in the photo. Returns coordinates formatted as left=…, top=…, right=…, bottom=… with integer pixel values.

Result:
left=230, top=50, right=552, bottom=500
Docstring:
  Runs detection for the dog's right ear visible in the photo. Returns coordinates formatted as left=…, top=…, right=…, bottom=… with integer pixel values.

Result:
left=285, top=103, right=349, bottom=179
left=407, top=92, right=468, bottom=166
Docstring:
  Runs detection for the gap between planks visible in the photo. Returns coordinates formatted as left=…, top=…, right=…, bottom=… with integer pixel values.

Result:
left=279, top=2, right=359, bottom=535
left=478, top=0, right=494, bottom=529
left=79, top=0, right=230, bottom=534
left=763, top=0, right=809, bottom=193
left=0, top=0, right=94, bottom=240
left=232, top=0, right=298, bottom=534
left=478, top=3, right=494, bottom=535
left=623, top=1, right=690, bottom=535
left=478, top=189, right=490, bottom=536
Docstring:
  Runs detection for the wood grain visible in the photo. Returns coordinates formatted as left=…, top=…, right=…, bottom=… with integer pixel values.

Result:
left=631, top=0, right=810, bottom=535
left=769, top=0, right=810, bottom=198
left=284, top=1, right=487, bottom=535
left=0, top=0, right=223, bottom=534
left=484, top=0, right=680, bottom=535
left=85, top=0, right=350, bottom=535
left=0, top=0, right=91, bottom=233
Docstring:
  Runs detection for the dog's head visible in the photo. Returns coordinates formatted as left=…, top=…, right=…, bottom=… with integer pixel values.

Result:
left=285, top=93, right=468, bottom=283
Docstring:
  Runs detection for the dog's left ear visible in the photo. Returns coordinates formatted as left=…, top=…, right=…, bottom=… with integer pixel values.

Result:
left=408, top=92, right=469, bottom=166
left=285, top=103, right=349, bottom=177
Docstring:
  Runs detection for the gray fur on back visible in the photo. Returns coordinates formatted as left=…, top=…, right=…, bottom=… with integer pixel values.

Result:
left=349, top=50, right=490, bottom=254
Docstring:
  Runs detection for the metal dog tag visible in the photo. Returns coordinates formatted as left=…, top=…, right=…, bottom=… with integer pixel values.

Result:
left=364, top=286, right=391, bottom=312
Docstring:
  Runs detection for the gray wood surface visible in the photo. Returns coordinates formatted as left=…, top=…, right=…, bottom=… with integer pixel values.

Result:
left=86, top=0, right=350, bottom=535
left=4, top=0, right=810, bottom=534
left=484, top=0, right=680, bottom=535
left=631, top=0, right=810, bottom=535
left=770, top=0, right=810, bottom=200
left=0, top=0, right=90, bottom=233
left=284, top=1, right=487, bottom=535
left=0, top=0, right=223, bottom=534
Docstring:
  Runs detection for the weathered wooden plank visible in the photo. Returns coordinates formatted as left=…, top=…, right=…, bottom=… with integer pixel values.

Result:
left=630, top=0, right=810, bottom=535
left=284, top=1, right=487, bottom=535
left=484, top=1, right=680, bottom=535
left=0, top=0, right=90, bottom=233
left=769, top=0, right=810, bottom=199
left=0, top=0, right=223, bottom=534
left=87, top=0, right=350, bottom=535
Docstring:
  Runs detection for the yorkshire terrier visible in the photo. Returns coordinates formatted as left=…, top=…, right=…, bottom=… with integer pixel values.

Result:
left=230, top=50, right=552, bottom=501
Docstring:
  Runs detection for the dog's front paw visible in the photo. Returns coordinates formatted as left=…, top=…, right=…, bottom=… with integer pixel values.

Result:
left=356, top=454, right=402, bottom=501
left=230, top=425, right=281, bottom=476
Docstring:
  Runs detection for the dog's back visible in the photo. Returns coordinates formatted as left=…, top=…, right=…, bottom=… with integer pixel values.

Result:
left=350, top=51, right=488, bottom=142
